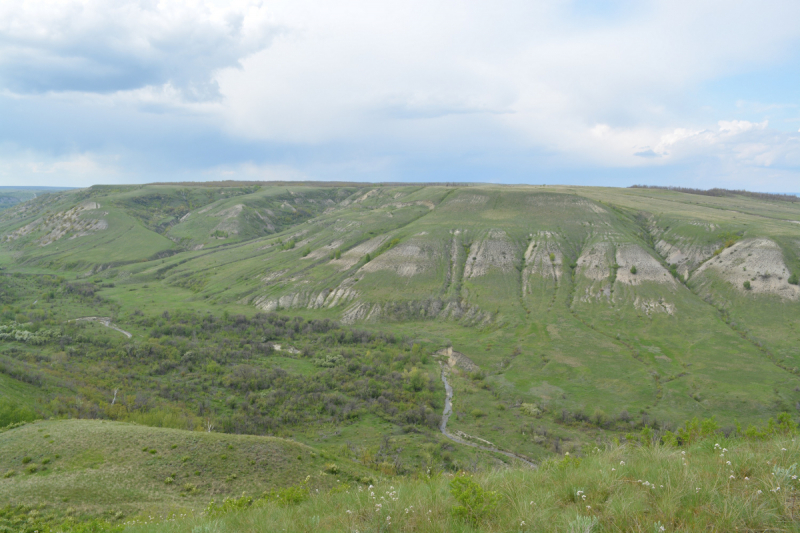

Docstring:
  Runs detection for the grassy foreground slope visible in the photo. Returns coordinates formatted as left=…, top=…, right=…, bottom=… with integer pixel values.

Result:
left=129, top=431, right=800, bottom=533
left=0, top=419, right=370, bottom=522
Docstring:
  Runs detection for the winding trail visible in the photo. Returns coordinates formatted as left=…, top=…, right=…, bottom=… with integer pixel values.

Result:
left=71, top=317, right=132, bottom=338
left=439, top=365, right=537, bottom=468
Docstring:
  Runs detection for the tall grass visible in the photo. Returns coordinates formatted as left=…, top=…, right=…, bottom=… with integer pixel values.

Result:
left=129, top=435, right=800, bottom=532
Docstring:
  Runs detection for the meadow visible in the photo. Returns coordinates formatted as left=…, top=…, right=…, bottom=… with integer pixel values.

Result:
left=0, top=183, right=799, bottom=530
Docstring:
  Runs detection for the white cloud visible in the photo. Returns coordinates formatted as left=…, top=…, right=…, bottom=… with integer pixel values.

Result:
left=0, top=0, right=277, bottom=100
left=0, top=148, right=122, bottom=187
left=1, top=0, right=800, bottom=188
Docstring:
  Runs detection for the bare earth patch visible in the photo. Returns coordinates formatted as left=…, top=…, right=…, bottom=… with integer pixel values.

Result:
left=615, top=245, right=675, bottom=286
left=463, top=230, right=517, bottom=278
left=692, top=238, right=799, bottom=300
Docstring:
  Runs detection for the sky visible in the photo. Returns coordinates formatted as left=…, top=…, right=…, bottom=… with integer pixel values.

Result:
left=1, top=0, right=799, bottom=191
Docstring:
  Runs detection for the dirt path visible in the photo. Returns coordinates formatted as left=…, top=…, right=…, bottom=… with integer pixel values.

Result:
left=71, top=317, right=132, bottom=338
left=439, top=365, right=536, bottom=468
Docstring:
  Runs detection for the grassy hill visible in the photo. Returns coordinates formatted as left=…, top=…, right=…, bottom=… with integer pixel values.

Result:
left=129, top=429, right=800, bottom=532
left=0, top=419, right=371, bottom=528
left=1, top=182, right=799, bottom=528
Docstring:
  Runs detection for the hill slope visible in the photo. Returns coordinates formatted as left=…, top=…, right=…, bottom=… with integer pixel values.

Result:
left=0, top=419, right=368, bottom=521
left=1, top=183, right=799, bottom=478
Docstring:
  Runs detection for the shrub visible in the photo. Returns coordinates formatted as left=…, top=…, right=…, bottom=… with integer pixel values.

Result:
left=21, top=456, right=31, bottom=464
left=449, top=474, right=500, bottom=525
left=471, top=409, right=486, bottom=418
left=0, top=398, right=37, bottom=428
left=789, top=273, right=799, bottom=285
left=630, top=265, right=637, bottom=274
left=568, top=514, right=598, bottom=533
left=743, top=281, right=751, bottom=290
left=520, top=403, right=542, bottom=417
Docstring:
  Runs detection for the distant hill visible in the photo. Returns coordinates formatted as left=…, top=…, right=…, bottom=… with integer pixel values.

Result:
left=1, top=182, right=799, bottom=499
left=0, top=187, right=75, bottom=212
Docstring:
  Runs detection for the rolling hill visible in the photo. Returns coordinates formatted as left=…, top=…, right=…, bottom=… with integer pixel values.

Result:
left=1, top=183, right=799, bottom=500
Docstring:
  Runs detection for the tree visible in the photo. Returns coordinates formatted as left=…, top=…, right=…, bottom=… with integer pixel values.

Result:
left=743, top=281, right=751, bottom=290
left=630, top=266, right=637, bottom=275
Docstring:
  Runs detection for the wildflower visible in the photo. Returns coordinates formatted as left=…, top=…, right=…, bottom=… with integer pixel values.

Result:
left=722, top=448, right=728, bottom=452
left=346, top=510, right=352, bottom=514
left=681, top=451, right=686, bottom=455
left=782, top=448, right=787, bottom=452
left=757, top=490, right=763, bottom=495
left=793, top=475, right=797, bottom=480
left=620, top=461, right=625, bottom=465
left=659, top=527, right=666, bottom=532
left=745, top=477, right=749, bottom=480
left=726, top=461, right=731, bottom=465
left=729, top=475, right=735, bottom=479
left=586, top=505, right=591, bottom=510
left=521, top=521, right=526, bottom=527
left=611, top=468, right=616, bottom=471
left=530, top=501, right=534, bottom=505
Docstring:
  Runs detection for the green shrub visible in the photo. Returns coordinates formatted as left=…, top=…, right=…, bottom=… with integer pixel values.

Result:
left=449, top=474, right=500, bottom=525
left=630, top=265, right=637, bottom=274
left=568, top=514, right=598, bottom=533
left=743, top=281, right=751, bottom=290
left=789, top=273, right=799, bottom=285
left=0, top=398, right=37, bottom=428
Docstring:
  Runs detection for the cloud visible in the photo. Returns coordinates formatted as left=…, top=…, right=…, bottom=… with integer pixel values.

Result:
left=0, top=0, right=277, bottom=100
left=1, top=0, right=800, bottom=190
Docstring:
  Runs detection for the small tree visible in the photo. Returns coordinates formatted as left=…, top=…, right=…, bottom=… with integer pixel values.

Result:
left=789, top=273, right=799, bottom=285
left=743, top=280, right=751, bottom=290
left=630, top=265, right=637, bottom=275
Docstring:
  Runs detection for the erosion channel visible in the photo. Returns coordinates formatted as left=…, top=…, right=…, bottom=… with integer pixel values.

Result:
left=439, top=365, right=536, bottom=468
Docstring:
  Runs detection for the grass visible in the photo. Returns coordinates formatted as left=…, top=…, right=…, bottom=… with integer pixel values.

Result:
left=123, top=433, right=800, bottom=532
left=2, top=183, right=800, bottom=528
left=0, top=419, right=370, bottom=522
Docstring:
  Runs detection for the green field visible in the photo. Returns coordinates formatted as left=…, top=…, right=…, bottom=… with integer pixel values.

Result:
left=1, top=183, right=799, bottom=529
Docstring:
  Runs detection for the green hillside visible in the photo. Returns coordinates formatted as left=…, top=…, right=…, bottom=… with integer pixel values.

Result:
left=132, top=429, right=800, bottom=533
left=1, top=182, right=799, bottom=529
left=0, top=419, right=371, bottom=528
